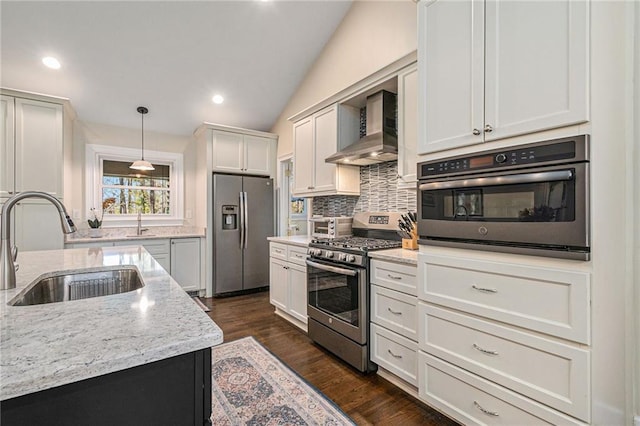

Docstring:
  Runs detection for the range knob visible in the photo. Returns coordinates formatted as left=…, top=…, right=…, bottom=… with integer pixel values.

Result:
left=347, top=255, right=356, bottom=263
left=312, top=249, right=322, bottom=256
left=338, top=253, right=347, bottom=261
left=325, top=251, right=334, bottom=259
left=495, top=153, right=507, bottom=164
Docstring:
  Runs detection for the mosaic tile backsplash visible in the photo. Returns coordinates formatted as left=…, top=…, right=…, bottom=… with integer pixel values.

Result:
left=312, top=161, right=417, bottom=216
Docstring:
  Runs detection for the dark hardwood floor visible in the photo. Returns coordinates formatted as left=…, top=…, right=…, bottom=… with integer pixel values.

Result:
left=201, top=291, right=459, bottom=426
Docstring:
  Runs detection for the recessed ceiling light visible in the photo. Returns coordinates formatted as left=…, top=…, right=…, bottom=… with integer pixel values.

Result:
left=371, top=152, right=379, bottom=157
left=42, top=56, right=61, bottom=69
left=212, top=94, right=224, bottom=104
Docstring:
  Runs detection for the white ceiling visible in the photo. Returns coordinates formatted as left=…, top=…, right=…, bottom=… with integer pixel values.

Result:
left=0, top=1, right=352, bottom=136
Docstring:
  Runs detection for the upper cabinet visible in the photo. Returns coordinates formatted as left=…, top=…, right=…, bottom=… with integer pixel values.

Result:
left=1, top=95, right=64, bottom=198
left=211, top=129, right=276, bottom=176
left=292, top=104, right=360, bottom=197
left=418, top=0, right=589, bottom=154
left=397, top=64, right=418, bottom=188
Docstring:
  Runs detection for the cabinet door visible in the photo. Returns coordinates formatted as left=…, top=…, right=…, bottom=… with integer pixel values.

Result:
left=484, top=0, right=588, bottom=141
left=397, top=65, right=418, bottom=187
left=14, top=98, right=63, bottom=196
left=13, top=200, right=64, bottom=251
left=170, top=238, right=201, bottom=291
left=292, top=117, right=314, bottom=194
left=269, top=257, right=288, bottom=311
left=244, top=135, right=272, bottom=176
left=211, top=131, right=244, bottom=173
left=288, top=263, right=307, bottom=324
left=1, top=96, right=15, bottom=198
left=312, top=106, right=338, bottom=192
left=419, top=0, right=484, bottom=154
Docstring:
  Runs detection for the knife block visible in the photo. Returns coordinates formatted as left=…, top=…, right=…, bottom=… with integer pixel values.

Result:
left=402, top=237, right=418, bottom=250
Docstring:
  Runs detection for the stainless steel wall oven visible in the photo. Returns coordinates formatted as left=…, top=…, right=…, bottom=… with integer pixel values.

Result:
left=417, top=135, right=590, bottom=260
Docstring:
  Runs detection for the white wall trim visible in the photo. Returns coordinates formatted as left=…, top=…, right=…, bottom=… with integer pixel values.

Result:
left=85, top=144, right=184, bottom=227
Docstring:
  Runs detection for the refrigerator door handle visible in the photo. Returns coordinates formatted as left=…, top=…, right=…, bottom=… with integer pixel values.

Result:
left=239, top=191, right=245, bottom=250
left=243, top=191, right=249, bottom=249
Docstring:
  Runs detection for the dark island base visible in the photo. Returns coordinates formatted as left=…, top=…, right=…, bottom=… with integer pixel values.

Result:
left=1, top=348, right=212, bottom=426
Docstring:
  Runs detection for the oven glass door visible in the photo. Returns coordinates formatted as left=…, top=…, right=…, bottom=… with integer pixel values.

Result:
left=421, top=168, right=577, bottom=222
left=419, top=164, right=588, bottom=249
left=306, top=258, right=366, bottom=343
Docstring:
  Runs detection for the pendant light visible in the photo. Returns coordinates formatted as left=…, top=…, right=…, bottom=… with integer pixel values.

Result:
left=130, top=106, right=155, bottom=171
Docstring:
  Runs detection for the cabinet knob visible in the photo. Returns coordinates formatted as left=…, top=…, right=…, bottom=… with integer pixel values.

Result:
left=484, top=124, right=493, bottom=133
left=472, top=128, right=481, bottom=136
left=307, top=186, right=314, bottom=190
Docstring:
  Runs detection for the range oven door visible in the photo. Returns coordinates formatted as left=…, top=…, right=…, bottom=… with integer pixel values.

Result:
left=306, top=258, right=366, bottom=344
left=418, top=163, right=589, bottom=255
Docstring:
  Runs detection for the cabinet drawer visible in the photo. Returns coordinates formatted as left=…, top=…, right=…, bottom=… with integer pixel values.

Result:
left=418, top=253, right=590, bottom=343
left=419, top=352, right=585, bottom=426
left=287, top=246, right=308, bottom=266
left=269, top=243, right=287, bottom=260
left=419, top=303, right=589, bottom=421
left=371, top=285, right=417, bottom=341
left=370, top=259, right=417, bottom=296
left=114, top=239, right=170, bottom=255
left=370, top=323, right=418, bottom=386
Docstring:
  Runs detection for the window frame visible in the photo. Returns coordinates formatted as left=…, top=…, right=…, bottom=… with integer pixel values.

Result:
left=86, top=144, right=184, bottom=227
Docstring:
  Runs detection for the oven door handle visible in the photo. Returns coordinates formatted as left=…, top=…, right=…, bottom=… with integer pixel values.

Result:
left=305, top=259, right=357, bottom=276
left=419, top=170, right=574, bottom=191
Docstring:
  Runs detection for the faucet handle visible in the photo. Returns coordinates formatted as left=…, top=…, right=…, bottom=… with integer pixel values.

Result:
left=11, top=246, right=18, bottom=262
left=14, top=263, right=19, bottom=272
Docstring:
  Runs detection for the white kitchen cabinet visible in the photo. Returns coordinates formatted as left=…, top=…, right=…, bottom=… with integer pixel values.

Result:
left=268, top=242, right=308, bottom=330
left=396, top=64, right=418, bottom=188
left=211, top=130, right=275, bottom=176
left=292, top=104, right=360, bottom=197
left=417, top=248, right=591, bottom=423
left=9, top=200, right=64, bottom=251
left=113, top=238, right=172, bottom=273
left=170, top=237, right=201, bottom=292
left=418, top=0, right=589, bottom=154
left=0, top=95, right=64, bottom=197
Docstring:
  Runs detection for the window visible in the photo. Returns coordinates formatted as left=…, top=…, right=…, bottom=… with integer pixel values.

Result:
left=86, top=145, right=184, bottom=226
left=102, top=160, right=171, bottom=215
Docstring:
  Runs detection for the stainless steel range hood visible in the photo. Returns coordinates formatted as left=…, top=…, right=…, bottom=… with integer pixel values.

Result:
left=325, top=90, right=397, bottom=166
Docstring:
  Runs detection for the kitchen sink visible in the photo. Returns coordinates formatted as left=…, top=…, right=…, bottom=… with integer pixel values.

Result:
left=9, top=266, right=144, bottom=306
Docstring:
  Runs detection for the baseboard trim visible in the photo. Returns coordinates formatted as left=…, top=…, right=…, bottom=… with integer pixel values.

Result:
left=376, top=367, right=419, bottom=400
left=273, top=308, right=308, bottom=333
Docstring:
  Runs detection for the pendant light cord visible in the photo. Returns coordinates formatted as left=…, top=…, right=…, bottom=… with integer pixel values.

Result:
left=141, top=110, right=145, bottom=160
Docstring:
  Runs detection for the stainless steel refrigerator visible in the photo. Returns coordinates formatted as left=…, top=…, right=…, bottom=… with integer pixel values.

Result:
left=212, top=173, right=274, bottom=296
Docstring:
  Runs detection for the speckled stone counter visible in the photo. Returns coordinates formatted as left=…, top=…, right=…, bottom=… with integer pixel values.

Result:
left=0, top=246, right=223, bottom=401
left=267, top=235, right=313, bottom=247
left=65, top=226, right=205, bottom=244
left=368, top=248, right=419, bottom=266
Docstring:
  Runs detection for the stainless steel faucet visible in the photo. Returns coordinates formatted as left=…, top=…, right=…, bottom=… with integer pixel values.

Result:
left=1, top=191, right=77, bottom=290
left=136, top=211, right=148, bottom=236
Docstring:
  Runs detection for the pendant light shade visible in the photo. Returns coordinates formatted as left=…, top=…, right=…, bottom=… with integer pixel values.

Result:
left=130, top=106, right=155, bottom=171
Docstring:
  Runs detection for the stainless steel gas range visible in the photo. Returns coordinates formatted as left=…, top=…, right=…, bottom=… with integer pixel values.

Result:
left=306, top=212, right=403, bottom=373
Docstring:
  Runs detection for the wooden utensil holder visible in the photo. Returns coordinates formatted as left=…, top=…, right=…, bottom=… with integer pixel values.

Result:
left=402, top=237, right=418, bottom=250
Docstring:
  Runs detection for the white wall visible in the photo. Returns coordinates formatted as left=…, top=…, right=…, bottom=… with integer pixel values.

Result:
left=69, top=120, right=194, bottom=225
left=270, top=0, right=417, bottom=156
left=633, top=1, right=640, bottom=422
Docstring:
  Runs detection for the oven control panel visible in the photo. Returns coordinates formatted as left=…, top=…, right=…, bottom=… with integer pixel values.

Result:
left=307, top=249, right=364, bottom=267
left=419, top=136, right=586, bottom=178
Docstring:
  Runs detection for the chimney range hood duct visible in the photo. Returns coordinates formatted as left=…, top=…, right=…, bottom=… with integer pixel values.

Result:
left=325, top=90, right=397, bottom=166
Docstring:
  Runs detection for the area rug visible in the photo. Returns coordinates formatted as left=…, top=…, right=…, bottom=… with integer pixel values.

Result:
left=210, top=336, right=355, bottom=425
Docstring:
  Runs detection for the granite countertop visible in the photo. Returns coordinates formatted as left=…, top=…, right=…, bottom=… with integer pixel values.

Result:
left=369, top=248, right=419, bottom=266
left=65, top=226, right=205, bottom=244
left=0, top=246, right=223, bottom=401
left=267, top=235, right=313, bottom=247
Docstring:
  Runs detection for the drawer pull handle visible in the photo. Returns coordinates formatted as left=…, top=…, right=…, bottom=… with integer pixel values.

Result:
left=472, top=285, right=497, bottom=293
left=275, top=249, right=283, bottom=253
left=473, top=400, right=499, bottom=417
left=387, top=274, right=402, bottom=280
left=473, top=343, right=499, bottom=356
left=387, top=349, right=403, bottom=359
left=387, top=307, right=403, bottom=315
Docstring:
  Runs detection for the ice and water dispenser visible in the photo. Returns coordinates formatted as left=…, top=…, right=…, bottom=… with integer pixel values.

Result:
left=221, top=205, right=238, bottom=230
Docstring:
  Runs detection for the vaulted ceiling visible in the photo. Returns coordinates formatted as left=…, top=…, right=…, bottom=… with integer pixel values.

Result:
left=0, top=1, right=352, bottom=136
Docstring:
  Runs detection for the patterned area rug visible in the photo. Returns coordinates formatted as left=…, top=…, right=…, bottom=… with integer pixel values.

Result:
left=211, top=336, right=355, bottom=425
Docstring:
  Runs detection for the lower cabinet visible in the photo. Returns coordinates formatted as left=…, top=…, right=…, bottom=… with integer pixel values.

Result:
left=417, top=248, right=591, bottom=425
left=369, top=258, right=419, bottom=392
left=269, top=242, right=308, bottom=330
left=0, top=348, right=212, bottom=426
left=67, top=237, right=202, bottom=292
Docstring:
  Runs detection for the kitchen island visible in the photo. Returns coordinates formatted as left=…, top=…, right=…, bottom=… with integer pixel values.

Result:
left=0, top=246, right=222, bottom=425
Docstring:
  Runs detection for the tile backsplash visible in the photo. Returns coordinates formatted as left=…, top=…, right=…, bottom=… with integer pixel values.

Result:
left=312, top=161, right=416, bottom=216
